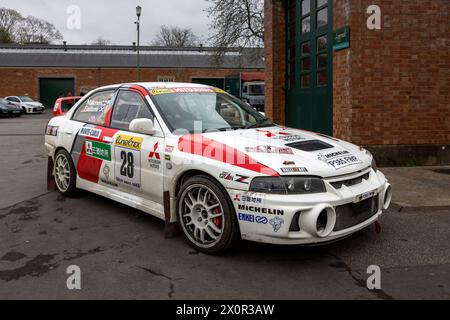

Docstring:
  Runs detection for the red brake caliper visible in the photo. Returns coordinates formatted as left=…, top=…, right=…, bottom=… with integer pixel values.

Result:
left=212, top=207, right=222, bottom=229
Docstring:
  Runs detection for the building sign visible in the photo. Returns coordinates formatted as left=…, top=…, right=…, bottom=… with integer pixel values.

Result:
left=333, top=26, right=350, bottom=51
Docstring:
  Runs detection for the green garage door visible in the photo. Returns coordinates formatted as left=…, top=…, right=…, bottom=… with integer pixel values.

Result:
left=286, top=0, right=333, bottom=135
left=39, top=78, right=75, bottom=108
left=191, top=78, right=225, bottom=90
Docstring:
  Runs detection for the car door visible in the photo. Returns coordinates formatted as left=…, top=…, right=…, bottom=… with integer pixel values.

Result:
left=110, top=89, right=164, bottom=205
left=70, top=89, right=117, bottom=185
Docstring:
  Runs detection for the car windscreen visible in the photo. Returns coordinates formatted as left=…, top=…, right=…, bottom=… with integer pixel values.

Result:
left=248, top=85, right=265, bottom=95
left=19, top=96, right=34, bottom=102
left=149, top=88, right=271, bottom=134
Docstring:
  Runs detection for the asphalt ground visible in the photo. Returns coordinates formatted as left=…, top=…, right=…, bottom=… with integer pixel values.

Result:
left=0, top=112, right=449, bottom=299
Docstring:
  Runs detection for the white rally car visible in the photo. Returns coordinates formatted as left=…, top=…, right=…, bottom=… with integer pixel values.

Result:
left=45, top=83, right=392, bottom=254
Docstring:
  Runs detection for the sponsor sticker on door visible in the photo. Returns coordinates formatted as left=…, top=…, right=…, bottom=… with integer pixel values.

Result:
left=114, top=134, right=142, bottom=188
left=85, top=141, right=111, bottom=161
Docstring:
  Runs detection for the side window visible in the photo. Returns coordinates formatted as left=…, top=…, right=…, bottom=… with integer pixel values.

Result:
left=72, top=90, right=114, bottom=126
left=111, top=91, right=154, bottom=131
left=8, top=97, right=19, bottom=102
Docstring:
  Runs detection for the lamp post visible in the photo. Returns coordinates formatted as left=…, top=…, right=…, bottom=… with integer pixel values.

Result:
left=135, top=6, right=142, bottom=81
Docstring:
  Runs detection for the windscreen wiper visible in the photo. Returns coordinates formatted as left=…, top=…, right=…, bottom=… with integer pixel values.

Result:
left=244, top=118, right=272, bottom=129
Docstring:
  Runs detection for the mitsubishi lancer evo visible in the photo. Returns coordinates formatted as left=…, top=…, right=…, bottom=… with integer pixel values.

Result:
left=45, top=82, right=392, bottom=254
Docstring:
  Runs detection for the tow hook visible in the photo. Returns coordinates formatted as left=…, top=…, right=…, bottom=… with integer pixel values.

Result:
left=374, top=220, right=381, bottom=234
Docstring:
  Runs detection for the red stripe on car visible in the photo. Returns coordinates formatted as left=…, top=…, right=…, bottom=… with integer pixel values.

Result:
left=178, top=134, right=279, bottom=176
left=76, top=126, right=118, bottom=183
left=129, top=85, right=149, bottom=97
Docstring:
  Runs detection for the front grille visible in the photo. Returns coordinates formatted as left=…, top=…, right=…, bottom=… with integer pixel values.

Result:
left=286, top=140, right=334, bottom=152
left=330, top=172, right=370, bottom=189
left=333, top=196, right=379, bottom=231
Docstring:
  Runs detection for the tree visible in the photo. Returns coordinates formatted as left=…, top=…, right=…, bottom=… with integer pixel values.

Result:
left=205, top=0, right=264, bottom=48
left=91, top=37, right=113, bottom=46
left=152, top=25, right=198, bottom=47
left=17, top=15, right=63, bottom=44
left=0, top=7, right=23, bottom=43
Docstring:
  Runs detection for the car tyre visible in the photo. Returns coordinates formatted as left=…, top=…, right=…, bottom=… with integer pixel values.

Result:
left=177, top=175, right=240, bottom=255
left=54, top=149, right=77, bottom=196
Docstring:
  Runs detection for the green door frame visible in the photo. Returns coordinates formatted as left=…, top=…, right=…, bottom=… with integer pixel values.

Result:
left=285, top=0, right=333, bottom=135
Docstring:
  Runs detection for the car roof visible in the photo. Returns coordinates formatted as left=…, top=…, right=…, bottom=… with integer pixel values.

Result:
left=100, top=82, right=213, bottom=91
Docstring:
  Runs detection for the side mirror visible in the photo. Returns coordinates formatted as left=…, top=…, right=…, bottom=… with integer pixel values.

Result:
left=129, top=118, right=156, bottom=135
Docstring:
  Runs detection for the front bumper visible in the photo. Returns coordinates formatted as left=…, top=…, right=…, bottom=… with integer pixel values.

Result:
left=228, top=169, right=391, bottom=245
left=1, top=108, right=22, bottom=116
left=25, top=107, right=45, bottom=113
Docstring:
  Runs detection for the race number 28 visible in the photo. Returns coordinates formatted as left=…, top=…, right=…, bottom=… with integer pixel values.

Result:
left=114, top=147, right=141, bottom=188
left=120, top=151, right=134, bottom=178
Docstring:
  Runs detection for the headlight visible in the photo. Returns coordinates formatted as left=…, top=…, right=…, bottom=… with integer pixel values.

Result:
left=371, top=157, right=378, bottom=172
left=250, top=176, right=326, bottom=195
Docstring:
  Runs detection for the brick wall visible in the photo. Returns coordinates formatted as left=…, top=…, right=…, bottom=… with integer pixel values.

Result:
left=266, top=0, right=450, bottom=146
left=0, top=67, right=262, bottom=100
left=264, top=0, right=286, bottom=124
left=339, top=0, right=450, bottom=146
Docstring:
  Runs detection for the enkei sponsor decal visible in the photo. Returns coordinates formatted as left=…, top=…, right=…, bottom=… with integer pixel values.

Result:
left=280, top=167, right=308, bottom=173
left=238, top=213, right=268, bottom=224
left=79, top=127, right=102, bottom=139
left=114, top=134, right=143, bottom=151
left=270, top=217, right=284, bottom=232
left=318, top=150, right=362, bottom=170
left=148, top=142, right=162, bottom=169
left=46, top=125, right=58, bottom=136
left=245, top=145, right=294, bottom=154
left=238, top=205, right=284, bottom=216
left=85, top=141, right=111, bottom=161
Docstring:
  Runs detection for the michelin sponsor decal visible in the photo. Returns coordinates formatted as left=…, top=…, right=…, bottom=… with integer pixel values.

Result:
left=318, top=150, right=362, bottom=170
left=237, top=204, right=284, bottom=216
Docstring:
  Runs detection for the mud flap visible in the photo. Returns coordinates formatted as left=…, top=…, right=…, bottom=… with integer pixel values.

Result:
left=47, top=156, right=57, bottom=191
left=164, top=191, right=179, bottom=238
left=374, top=220, right=381, bottom=234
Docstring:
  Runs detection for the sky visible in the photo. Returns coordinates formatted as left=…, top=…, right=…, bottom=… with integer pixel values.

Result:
left=0, top=0, right=212, bottom=45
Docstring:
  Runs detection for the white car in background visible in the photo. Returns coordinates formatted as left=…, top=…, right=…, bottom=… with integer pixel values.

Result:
left=45, top=82, right=392, bottom=254
left=5, top=96, right=45, bottom=114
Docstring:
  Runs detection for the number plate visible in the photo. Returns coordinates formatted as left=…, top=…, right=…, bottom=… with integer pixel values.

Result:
left=355, top=190, right=377, bottom=203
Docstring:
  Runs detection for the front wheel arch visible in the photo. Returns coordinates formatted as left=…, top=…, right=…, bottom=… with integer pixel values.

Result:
left=176, top=174, right=241, bottom=254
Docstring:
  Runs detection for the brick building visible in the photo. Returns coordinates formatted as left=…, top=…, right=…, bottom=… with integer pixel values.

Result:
left=0, top=44, right=263, bottom=108
left=265, top=0, right=449, bottom=165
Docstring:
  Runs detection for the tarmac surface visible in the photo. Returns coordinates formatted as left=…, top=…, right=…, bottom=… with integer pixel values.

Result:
left=0, top=112, right=449, bottom=299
